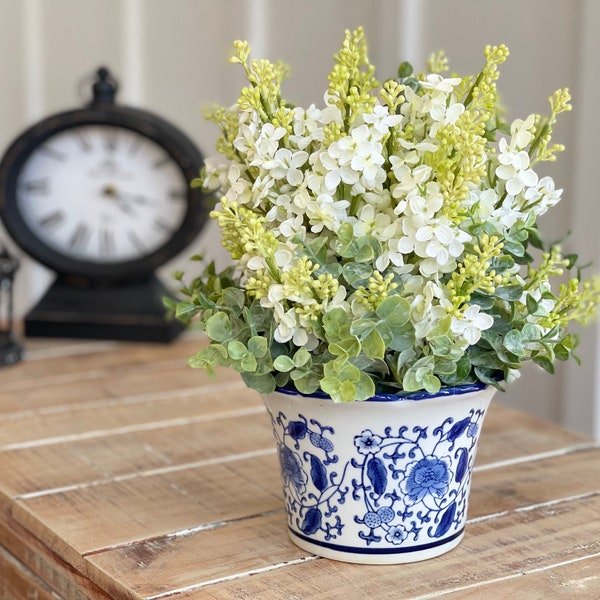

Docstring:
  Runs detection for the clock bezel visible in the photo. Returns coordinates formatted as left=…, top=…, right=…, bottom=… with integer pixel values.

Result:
left=0, top=104, right=210, bottom=283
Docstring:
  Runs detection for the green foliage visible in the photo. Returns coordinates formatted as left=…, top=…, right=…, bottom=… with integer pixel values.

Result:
left=172, top=27, right=600, bottom=404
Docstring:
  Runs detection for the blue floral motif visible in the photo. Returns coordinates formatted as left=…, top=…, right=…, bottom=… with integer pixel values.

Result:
left=266, top=403, right=487, bottom=553
left=386, top=525, right=408, bottom=545
left=354, top=430, right=382, bottom=455
left=467, top=422, right=479, bottom=438
left=279, top=446, right=307, bottom=493
left=402, top=456, right=451, bottom=503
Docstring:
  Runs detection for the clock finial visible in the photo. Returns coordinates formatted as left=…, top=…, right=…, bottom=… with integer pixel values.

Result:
left=91, top=67, right=119, bottom=105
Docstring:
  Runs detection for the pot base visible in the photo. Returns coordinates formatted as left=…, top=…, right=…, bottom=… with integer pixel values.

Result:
left=288, top=528, right=464, bottom=564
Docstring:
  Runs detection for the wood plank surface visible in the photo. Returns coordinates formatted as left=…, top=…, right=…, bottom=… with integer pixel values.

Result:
left=1, top=335, right=599, bottom=599
left=0, top=411, right=272, bottom=497
left=76, top=444, right=600, bottom=599
left=0, top=544, right=62, bottom=600
left=184, top=496, right=600, bottom=600
left=441, top=554, right=600, bottom=599
left=0, top=518, right=114, bottom=600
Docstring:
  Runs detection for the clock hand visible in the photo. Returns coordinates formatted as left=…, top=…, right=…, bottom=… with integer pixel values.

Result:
left=101, top=184, right=137, bottom=216
left=114, top=196, right=137, bottom=216
left=118, top=191, right=157, bottom=206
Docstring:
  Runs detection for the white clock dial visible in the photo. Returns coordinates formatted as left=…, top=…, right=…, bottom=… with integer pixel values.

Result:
left=15, top=125, right=188, bottom=263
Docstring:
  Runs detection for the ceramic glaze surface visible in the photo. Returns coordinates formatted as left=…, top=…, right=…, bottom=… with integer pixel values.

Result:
left=263, top=386, right=495, bottom=564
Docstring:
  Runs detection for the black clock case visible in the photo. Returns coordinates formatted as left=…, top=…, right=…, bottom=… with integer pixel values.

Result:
left=0, top=93, right=210, bottom=343
left=25, top=274, right=185, bottom=343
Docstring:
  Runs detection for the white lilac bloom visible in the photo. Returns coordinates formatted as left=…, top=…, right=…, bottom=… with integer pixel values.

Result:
left=264, top=148, right=309, bottom=186
left=362, top=188, right=393, bottom=210
left=232, top=121, right=259, bottom=160
left=290, top=105, right=328, bottom=148
left=391, top=163, right=433, bottom=199
left=319, top=151, right=360, bottom=191
left=255, top=123, right=287, bottom=157
left=278, top=215, right=305, bottom=238
left=508, top=114, right=536, bottom=150
left=328, top=124, right=372, bottom=166
left=495, top=138, right=539, bottom=196
left=420, top=73, right=462, bottom=94
left=266, top=193, right=292, bottom=222
left=420, top=75, right=464, bottom=126
left=351, top=142, right=386, bottom=190
left=464, top=188, right=498, bottom=221
left=450, top=304, right=495, bottom=346
left=224, top=166, right=253, bottom=205
left=361, top=104, right=404, bottom=139
left=522, top=176, right=562, bottom=217
left=356, top=205, right=400, bottom=249
left=414, top=219, right=470, bottom=276
left=273, top=306, right=309, bottom=346
left=251, top=173, right=276, bottom=204
left=202, top=157, right=229, bottom=192
left=490, top=195, right=526, bottom=230
left=378, top=238, right=415, bottom=272
left=410, top=281, right=450, bottom=340
left=245, top=255, right=268, bottom=271
left=305, top=193, right=350, bottom=233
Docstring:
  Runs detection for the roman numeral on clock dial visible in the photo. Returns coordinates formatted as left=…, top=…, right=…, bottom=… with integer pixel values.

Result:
left=127, top=230, right=145, bottom=253
left=39, top=210, right=65, bottom=230
left=22, top=178, right=50, bottom=194
left=100, top=228, right=115, bottom=255
left=74, top=130, right=92, bottom=152
left=69, top=223, right=91, bottom=250
left=104, top=130, right=118, bottom=153
left=153, top=216, right=173, bottom=233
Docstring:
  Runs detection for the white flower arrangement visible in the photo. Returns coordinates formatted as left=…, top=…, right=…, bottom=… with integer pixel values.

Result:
left=173, top=27, right=599, bottom=402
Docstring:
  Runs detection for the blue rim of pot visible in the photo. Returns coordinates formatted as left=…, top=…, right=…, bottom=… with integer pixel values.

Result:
left=275, top=381, right=489, bottom=403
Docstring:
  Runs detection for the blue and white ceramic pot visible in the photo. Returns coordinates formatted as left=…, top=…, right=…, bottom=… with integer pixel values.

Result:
left=263, top=384, right=495, bottom=564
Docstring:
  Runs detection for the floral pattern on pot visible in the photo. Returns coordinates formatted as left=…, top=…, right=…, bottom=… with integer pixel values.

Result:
left=267, top=399, right=487, bottom=558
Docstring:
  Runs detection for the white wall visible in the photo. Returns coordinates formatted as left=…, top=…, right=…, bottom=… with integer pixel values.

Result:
left=0, top=0, right=598, bottom=437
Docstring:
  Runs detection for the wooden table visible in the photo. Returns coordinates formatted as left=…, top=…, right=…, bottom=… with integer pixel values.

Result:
left=1, top=333, right=600, bottom=599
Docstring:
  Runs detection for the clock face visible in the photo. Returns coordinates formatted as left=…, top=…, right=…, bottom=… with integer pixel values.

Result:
left=14, top=124, right=189, bottom=264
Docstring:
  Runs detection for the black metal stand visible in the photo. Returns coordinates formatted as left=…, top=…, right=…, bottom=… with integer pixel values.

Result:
left=24, top=275, right=184, bottom=343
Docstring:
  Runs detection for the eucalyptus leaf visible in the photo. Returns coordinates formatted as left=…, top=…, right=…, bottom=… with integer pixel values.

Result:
left=525, top=294, right=539, bottom=314
left=375, top=295, right=411, bottom=328
left=503, top=330, right=525, bottom=355
left=533, top=354, right=555, bottom=374
left=397, top=61, right=413, bottom=78
left=493, top=285, right=523, bottom=301
left=502, top=240, right=525, bottom=257
left=293, top=348, right=311, bottom=368
left=221, top=287, right=246, bottom=315
left=241, top=372, right=276, bottom=393
left=292, top=373, right=320, bottom=394
left=248, top=336, right=269, bottom=359
left=192, top=290, right=219, bottom=310
left=342, top=262, right=372, bottom=286
left=273, top=355, right=295, bottom=372
left=329, top=337, right=360, bottom=358
left=349, top=318, right=377, bottom=339
left=362, top=329, right=386, bottom=359
left=355, top=243, right=375, bottom=263
left=175, top=302, right=198, bottom=320
left=239, top=353, right=257, bottom=372
left=227, top=340, right=248, bottom=360
left=323, top=307, right=350, bottom=338
left=205, top=312, right=233, bottom=342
